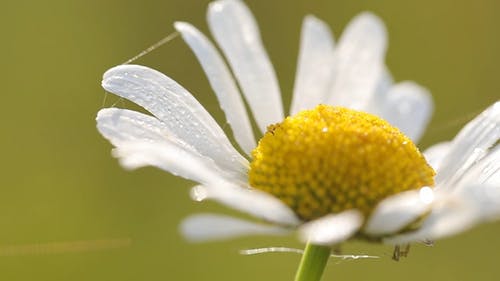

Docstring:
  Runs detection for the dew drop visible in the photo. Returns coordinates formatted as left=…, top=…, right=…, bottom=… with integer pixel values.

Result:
left=190, top=186, right=208, bottom=202
left=419, top=186, right=434, bottom=204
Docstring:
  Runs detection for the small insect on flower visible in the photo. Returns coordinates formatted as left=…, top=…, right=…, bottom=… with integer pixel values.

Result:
left=97, top=0, right=500, bottom=260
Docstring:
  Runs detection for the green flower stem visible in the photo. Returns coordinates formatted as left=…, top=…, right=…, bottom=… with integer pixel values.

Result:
left=294, top=242, right=331, bottom=281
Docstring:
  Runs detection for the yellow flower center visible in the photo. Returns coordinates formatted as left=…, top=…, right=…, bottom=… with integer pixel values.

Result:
left=249, top=105, right=435, bottom=221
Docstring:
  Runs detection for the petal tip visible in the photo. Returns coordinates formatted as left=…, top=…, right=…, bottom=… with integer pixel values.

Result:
left=299, top=210, right=363, bottom=245
left=350, top=11, right=387, bottom=40
left=173, top=21, right=189, bottom=32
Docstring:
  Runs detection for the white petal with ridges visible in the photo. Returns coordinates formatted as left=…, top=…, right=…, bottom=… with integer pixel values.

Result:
left=384, top=191, right=480, bottom=244
left=102, top=64, right=248, bottom=177
left=377, top=82, right=433, bottom=142
left=386, top=180, right=500, bottom=244
left=97, top=108, right=171, bottom=145
left=326, top=12, right=387, bottom=110
left=207, top=0, right=283, bottom=133
left=299, top=210, right=363, bottom=245
left=436, top=101, right=500, bottom=189
left=180, top=213, right=291, bottom=242
left=111, top=141, right=238, bottom=185
left=97, top=108, right=245, bottom=182
left=384, top=186, right=488, bottom=244
left=364, top=188, right=433, bottom=236
left=290, top=15, right=335, bottom=115
left=174, top=21, right=256, bottom=155
left=190, top=184, right=300, bottom=226
left=454, top=145, right=500, bottom=192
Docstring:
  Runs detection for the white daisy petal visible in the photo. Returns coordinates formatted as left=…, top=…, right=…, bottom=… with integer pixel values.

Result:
left=384, top=195, right=478, bottom=244
left=377, top=82, right=433, bottom=142
left=466, top=183, right=500, bottom=221
left=298, top=210, right=363, bottom=245
left=96, top=108, right=241, bottom=180
left=97, top=108, right=171, bottom=145
left=436, top=101, right=500, bottom=189
left=364, top=188, right=434, bottom=236
left=437, top=182, right=500, bottom=235
left=453, top=144, right=499, bottom=190
left=190, top=184, right=301, bottom=226
left=423, top=142, right=451, bottom=172
left=386, top=180, right=500, bottom=244
left=102, top=64, right=248, bottom=177
left=180, top=213, right=291, bottom=242
left=364, top=66, right=393, bottom=114
left=174, top=21, right=256, bottom=155
left=372, top=67, right=394, bottom=104
left=326, top=12, right=387, bottom=110
left=111, top=141, right=238, bottom=185
left=207, top=0, right=284, bottom=133
left=290, top=15, right=335, bottom=115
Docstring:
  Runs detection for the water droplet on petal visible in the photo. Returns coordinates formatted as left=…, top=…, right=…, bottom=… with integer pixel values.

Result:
left=190, top=186, right=208, bottom=202
left=419, top=186, right=434, bottom=204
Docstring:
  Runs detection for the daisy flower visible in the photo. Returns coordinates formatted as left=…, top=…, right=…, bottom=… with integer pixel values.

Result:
left=97, top=0, right=500, bottom=279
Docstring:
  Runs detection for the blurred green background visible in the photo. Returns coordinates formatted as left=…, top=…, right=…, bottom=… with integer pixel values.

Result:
left=2, top=0, right=499, bottom=280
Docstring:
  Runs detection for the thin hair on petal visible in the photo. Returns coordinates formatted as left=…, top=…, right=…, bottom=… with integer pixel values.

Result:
left=240, top=247, right=379, bottom=260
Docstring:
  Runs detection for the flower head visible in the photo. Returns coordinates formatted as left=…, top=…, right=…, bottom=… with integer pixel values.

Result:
left=97, top=0, right=500, bottom=249
left=249, top=105, right=435, bottom=221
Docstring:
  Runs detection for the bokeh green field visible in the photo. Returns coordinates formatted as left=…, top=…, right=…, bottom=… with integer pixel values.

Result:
left=2, top=0, right=499, bottom=280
